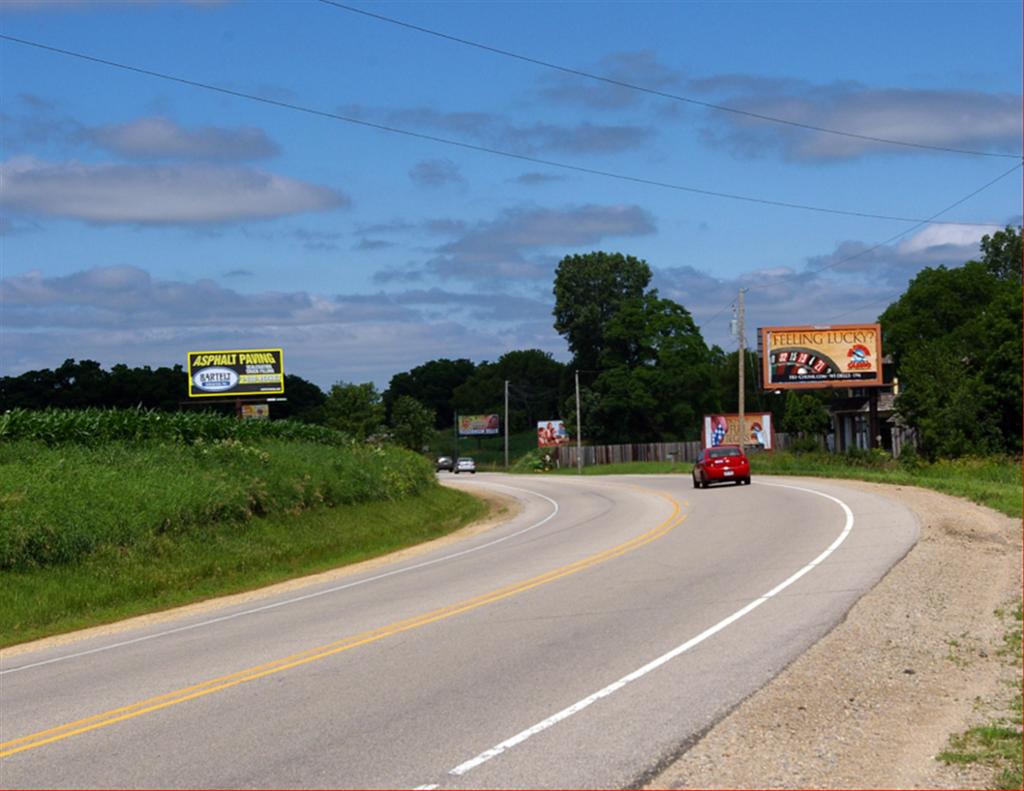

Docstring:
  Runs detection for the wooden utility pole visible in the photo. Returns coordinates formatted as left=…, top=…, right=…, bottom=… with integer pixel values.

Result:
left=737, top=288, right=747, bottom=449
left=575, top=369, right=582, bottom=474
left=504, top=380, right=510, bottom=469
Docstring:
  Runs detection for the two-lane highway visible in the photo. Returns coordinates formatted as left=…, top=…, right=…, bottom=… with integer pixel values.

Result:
left=0, top=474, right=917, bottom=789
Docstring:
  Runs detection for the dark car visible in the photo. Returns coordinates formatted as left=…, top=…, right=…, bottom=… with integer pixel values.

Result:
left=692, top=445, right=751, bottom=488
left=435, top=456, right=455, bottom=472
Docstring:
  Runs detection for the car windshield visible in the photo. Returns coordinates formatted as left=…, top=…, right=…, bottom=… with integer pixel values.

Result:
left=459, top=458, right=474, bottom=463
left=708, top=447, right=741, bottom=458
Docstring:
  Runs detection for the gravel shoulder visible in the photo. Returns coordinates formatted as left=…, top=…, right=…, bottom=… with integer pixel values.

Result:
left=648, top=477, right=1022, bottom=790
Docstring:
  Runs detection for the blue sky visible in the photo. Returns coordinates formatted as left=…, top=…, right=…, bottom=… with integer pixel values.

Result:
left=2, top=0, right=1021, bottom=390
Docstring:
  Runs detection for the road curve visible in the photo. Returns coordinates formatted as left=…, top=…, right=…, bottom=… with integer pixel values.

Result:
left=0, top=474, right=917, bottom=789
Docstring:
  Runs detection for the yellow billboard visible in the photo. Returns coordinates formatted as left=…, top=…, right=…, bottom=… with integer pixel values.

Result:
left=760, top=324, right=882, bottom=389
left=187, top=348, right=285, bottom=398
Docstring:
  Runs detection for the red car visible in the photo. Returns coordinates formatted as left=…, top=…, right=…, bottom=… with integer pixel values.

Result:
left=692, top=445, right=751, bottom=488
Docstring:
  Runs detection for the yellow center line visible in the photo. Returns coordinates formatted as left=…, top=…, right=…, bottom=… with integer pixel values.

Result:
left=1, top=487, right=686, bottom=759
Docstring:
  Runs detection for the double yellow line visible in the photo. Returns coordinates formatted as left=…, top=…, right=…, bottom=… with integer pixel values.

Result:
left=1, top=487, right=685, bottom=759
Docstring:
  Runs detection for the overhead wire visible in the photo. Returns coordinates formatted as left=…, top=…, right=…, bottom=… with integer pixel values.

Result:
left=318, top=0, right=1023, bottom=161
left=0, top=33, right=1008, bottom=229
left=695, top=161, right=1019, bottom=340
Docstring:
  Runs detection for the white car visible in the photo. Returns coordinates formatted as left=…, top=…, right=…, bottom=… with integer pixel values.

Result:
left=454, top=457, right=476, bottom=474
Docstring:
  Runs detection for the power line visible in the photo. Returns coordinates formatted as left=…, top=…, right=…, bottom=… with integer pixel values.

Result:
left=800, top=162, right=1021, bottom=280
left=319, top=0, right=1024, bottom=162
left=0, top=33, right=1009, bottom=229
left=695, top=163, right=1019, bottom=332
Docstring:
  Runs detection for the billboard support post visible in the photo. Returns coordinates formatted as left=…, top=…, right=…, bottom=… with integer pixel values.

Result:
left=869, top=388, right=879, bottom=450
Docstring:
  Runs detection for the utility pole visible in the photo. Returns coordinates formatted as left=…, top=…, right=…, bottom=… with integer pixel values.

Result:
left=737, top=288, right=747, bottom=450
left=575, top=369, right=582, bottom=474
left=504, top=379, right=509, bottom=469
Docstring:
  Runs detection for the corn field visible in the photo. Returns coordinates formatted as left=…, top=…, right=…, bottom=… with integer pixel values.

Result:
left=0, top=407, right=350, bottom=446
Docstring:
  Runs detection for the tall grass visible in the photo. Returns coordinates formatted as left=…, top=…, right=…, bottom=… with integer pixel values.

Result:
left=0, top=438, right=434, bottom=570
left=0, top=407, right=349, bottom=446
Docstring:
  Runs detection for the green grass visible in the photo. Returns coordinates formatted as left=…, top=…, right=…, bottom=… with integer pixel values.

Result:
left=0, top=432, right=489, bottom=647
left=1, top=485, right=486, bottom=647
left=938, top=602, right=1023, bottom=789
left=546, top=451, right=1022, bottom=519
left=0, top=439, right=435, bottom=569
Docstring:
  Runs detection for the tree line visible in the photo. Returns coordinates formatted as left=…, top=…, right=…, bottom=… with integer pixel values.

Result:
left=3, top=227, right=1018, bottom=458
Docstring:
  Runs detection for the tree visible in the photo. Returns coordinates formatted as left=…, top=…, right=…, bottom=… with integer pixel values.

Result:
left=384, top=358, right=477, bottom=429
left=322, top=382, right=385, bottom=440
left=389, top=396, right=436, bottom=451
left=880, top=226, right=1022, bottom=457
left=452, top=350, right=567, bottom=432
left=552, top=252, right=719, bottom=443
left=553, top=252, right=651, bottom=371
left=782, top=391, right=831, bottom=446
left=274, top=375, right=326, bottom=423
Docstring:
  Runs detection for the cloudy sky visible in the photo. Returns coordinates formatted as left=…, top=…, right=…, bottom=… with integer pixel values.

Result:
left=2, top=1, right=1021, bottom=389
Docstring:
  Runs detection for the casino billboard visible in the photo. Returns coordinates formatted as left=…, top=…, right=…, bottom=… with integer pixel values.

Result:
left=702, top=413, right=774, bottom=450
left=760, top=324, right=882, bottom=390
left=187, top=348, right=285, bottom=398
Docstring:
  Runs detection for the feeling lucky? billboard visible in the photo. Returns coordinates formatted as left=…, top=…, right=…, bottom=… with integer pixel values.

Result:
left=187, top=349, right=285, bottom=398
left=760, top=324, right=883, bottom=390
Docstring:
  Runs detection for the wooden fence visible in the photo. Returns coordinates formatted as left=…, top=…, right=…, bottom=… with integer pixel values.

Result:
left=551, top=428, right=917, bottom=469
left=555, top=433, right=796, bottom=469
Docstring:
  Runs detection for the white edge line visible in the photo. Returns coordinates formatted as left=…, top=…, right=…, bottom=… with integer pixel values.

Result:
left=1, top=481, right=558, bottom=676
left=448, top=479, right=854, bottom=777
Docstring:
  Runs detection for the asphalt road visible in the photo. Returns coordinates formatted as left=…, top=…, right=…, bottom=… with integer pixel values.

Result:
left=0, top=473, right=917, bottom=789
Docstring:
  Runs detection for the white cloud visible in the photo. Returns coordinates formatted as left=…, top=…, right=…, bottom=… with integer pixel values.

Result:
left=693, top=82, right=1022, bottom=161
left=0, top=266, right=566, bottom=387
left=0, top=157, right=349, bottom=224
left=896, top=224, right=988, bottom=254
left=85, top=117, right=280, bottom=161
left=423, top=204, right=657, bottom=282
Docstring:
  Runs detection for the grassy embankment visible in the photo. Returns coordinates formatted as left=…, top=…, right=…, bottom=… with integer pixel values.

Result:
left=543, top=450, right=1022, bottom=519
left=0, top=409, right=486, bottom=648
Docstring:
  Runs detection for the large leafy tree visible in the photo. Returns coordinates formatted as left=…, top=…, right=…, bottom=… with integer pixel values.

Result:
left=598, top=294, right=717, bottom=440
left=553, top=254, right=716, bottom=442
left=880, top=226, right=1021, bottom=457
left=322, top=381, right=385, bottom=440
left=389, top=395, right=436, bottom=451
left=553, top=252, right=651, bottom=371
